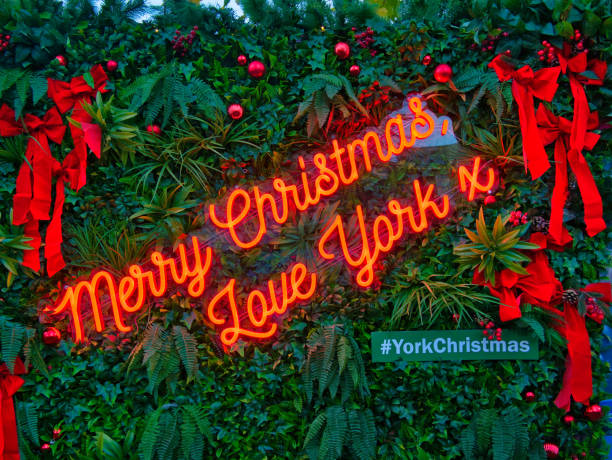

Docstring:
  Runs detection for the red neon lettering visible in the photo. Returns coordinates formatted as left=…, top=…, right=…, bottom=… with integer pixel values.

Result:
left=207, top=263, right=317, bottom=346
left=458, top=156, right=495, bottom=201
left=318, top=180, right=449, bottom=287
left=209, top=97, right=438, bottom=249
left=48, top=237, right=213, bottom=342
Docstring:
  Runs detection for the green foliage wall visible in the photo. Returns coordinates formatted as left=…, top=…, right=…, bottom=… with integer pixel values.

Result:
left=0, top=0, right=611, bottom=458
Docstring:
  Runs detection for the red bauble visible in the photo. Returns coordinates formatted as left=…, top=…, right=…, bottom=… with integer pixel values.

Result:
left=227, top=104, right=244, bottom=120
left=248, top=60, right=265, bottom=78
left=42, top=327, right=61, bottom=346
left=237, top=54, right=247, bottom=66
left=422, top=55, right=431, bottom=66
left=334, top=42, right=350, bottom=60
left=55, top=55, right=67, bottom=66
left=349, top=64, right=360, bottom=76
left=523, top=391, right=536, bottom=402
left=41, top=443, right=51, bottom=452
left=563, top=414, right=575, bottom=425
left=53, top=428, right=62, bottom=440
left=433, top=63, right=453, bottom=83
left=543, top=443, right=559, bottom=458
left=106, top=60, right=118, bottom=71
left=585, top=404, right=603, bottom=421
left=484, top=195, right=496, bottom=205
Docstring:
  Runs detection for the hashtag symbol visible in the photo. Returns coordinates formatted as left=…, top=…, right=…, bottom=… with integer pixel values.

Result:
left=380, top=339, right=392, bottom=355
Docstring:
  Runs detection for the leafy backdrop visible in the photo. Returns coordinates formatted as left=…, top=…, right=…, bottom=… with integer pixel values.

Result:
left=0, top=0, right=611, bottom=458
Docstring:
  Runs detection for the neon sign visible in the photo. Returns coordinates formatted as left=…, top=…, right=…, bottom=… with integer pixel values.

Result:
left=47, top=95, right=496, bottom=347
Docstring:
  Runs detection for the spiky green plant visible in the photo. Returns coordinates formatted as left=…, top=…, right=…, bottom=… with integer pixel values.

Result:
left=454, top=208, right=540, bottom=284
left=0, top=211, right=33, bottom=286
left=389, top=270, right=496, bottom=327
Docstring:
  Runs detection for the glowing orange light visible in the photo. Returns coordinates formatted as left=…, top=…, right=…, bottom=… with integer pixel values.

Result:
left=458, top=156, right=496, bottom=201
left=48, top=237, right=213, bottom=342
left=208, top=97, right=437, bottom=249
left=318, top=180, right=450, bottom=287
left=207, top=263, right=317, bottom=346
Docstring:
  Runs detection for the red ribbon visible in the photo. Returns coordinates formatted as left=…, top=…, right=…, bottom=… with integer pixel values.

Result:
left=554, top=45, right=607, bottom=155
left=47, top=64, right=108, bottom=114
left=488, top=55, right=560, bottom=180
left=554, top=301, right=592, bottom=411
left=0, top=358, right=25, bottom=460
left=536, top=104, right=603, bottom=242
left=47, top=66, right=106, bottom=191
left=473, top=249, right=562, bottom=322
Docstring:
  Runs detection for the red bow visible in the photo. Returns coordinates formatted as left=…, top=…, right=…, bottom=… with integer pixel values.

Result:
left=0, top=105, right=67, bottom=274
left=473, top=249, right=562, bottom=322
left=554, top=45, right=607, bottom=155
left=0, top=358, right=25, bottom=460
left=488, top=55, right=560, bottom=180
left=47, top=66, right=106, bottom=191
left=47, top=64, right=108, bottom=114
left=536, top=104, right=603, bottom=241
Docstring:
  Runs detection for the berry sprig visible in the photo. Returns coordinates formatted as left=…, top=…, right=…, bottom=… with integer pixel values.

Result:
left=537, top=40, right=558, bottom=64
left=470, top=30, right=510, bottom=55
left=353, top=26, right=377, bottom=56
left=171, top=26, right=199, bottom=57
left=586, top=297, right=605, bottom=324
left=0, top=34, right=11, bottom=52
left=479, top=320, right=503, bottom=341
left=509, top=210, right=528, bottom=226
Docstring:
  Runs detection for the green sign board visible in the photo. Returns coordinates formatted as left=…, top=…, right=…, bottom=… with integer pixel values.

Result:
left=371, top=330, right=538, bottom=362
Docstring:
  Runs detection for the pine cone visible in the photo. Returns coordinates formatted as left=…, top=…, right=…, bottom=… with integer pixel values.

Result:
left=532, top=216, right=549, bottom=233
left=562, top=289, right=579, bottom=305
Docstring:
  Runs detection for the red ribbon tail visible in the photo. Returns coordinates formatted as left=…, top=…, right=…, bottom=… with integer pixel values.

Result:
left=27, top=136, right=53, bottom=221
left=0, top=373, right=24, bottom=460
left=569, top=76, right=589, bottom=153
left=549, top=138, right=568, bottom=244
left=44, top=176, right=66, bottom=276
left=555, top=303, right=592, bottom=410
left=554, top=356, right=573, bottom=411
left=512, top=82, right=550, bottom=180
left=12, top=161, right=33, bottom=226
left=567, top=148, right=605, bottom=237
left=22, top=219, right=41, bottom=272
left=81, top=121, right=102, bottom=159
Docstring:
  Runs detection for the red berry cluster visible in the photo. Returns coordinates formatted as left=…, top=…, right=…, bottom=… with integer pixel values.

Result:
left=509, top=210, right=528, bottom=226
left=171, top=26, right=198, bottom=57
left=537, top=39, right=557, bottom=64
left=586, top=297, right=605, bottom=323
left=0, top=34, right=11, bottom=52
left=470, top=30, right=510, bottom=55
left=353, top=26, right=377, bottom=56
left=479, top=320, right=502, bottom=341
left=221, top=158, right=249, bottom=183
left=569, top=29, right=586, bottom=53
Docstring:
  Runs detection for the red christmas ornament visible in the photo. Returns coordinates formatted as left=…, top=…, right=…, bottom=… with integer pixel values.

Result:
left=55, top=55, right=67, bottom=66
left=524, top=391, right=536, bottom=402
left=563, top=414, right=575, bottom=425
left=248, top=60, right=265, bottom=78
left=42, top=327, right=61, bottom=346
left=484, top=195, right=496, bottom=205
left=585, top=404, right=603, bottom=421
left=106, top=60, right=118, bottom=71
left=543, top=443, right=559, bottom=458
left=237, top=54, right=247, bottom=66
left=334, top=42, right=350, bottom=60
left=433, top=63, right=452, bottom=83
left=422, top=55, right=431, bottom=66
left=41, top=443, right=51, bottom=452
left=53, top=428, right=62, bottom=439
left=227, top=104, right=244, bottom=120
left=349, top=64, right=360, bottom=76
